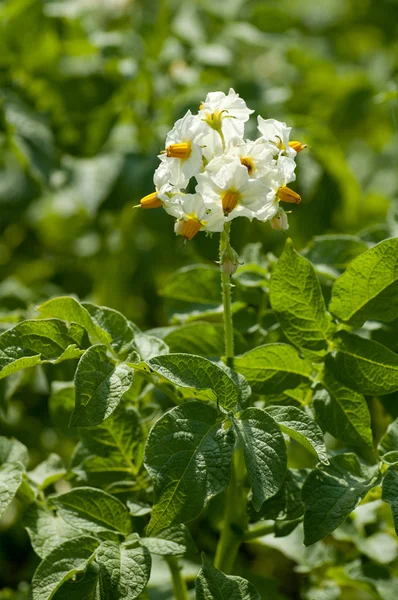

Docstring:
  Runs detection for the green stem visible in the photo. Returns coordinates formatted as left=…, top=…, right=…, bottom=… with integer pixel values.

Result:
left=214, top=445, right=247, bottom=574
left=220, top=222, right=234, bottom=368
left=242, top=521, right=274, bottom=541
left=166, top=557, right=189, bottom=600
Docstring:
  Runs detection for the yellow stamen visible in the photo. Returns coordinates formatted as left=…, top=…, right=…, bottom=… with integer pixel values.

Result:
left=166, top=142, right=192, bottom=159
left=240, top=157, right=254, bottom=175
left=289, top=140, right=307, bottom=153
left=176, top=218, right=202, bottom=240
left=139, top=192, right=162, bottom=209
left=278, top=186, right=301, bottom=204
left=199, top=102, right=204, bottom=110
left=222, top=190, right=240, bottom=215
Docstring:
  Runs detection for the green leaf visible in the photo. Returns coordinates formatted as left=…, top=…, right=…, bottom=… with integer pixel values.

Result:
left=196, top=554, right=261, bottom=600
left=379, top=418, right=398, bottom=464
left=24, top=503, right=82, bottom=559
left=28, top=454, right=66, bottom=490
left=302, top=454, right=380, bottom=545
left=329, top=237, right=398, bottom=325
left=314, top=366, right=373, bottom=449
left=48, top=487, right=132, bottom=535
left=144, top=401, right=234, bottom=535
left=31, top=535, right=99, bottom=600
left=333, top=331, right=398, bottom=395
left=163, top=323, right=226, bottom=356
left=38, top=297, right=111, bottom=345
left=0, top=319, right=84, bottom=380
left=52, top=563, right=100, bottom=600
left=140, top=524, right=196, bottom=556
left=233, top=407, right=287, bottom=511
left=269, top=239, right=333, bottom=354
left=145, top=353, right=240, bottom=412
left=80, top=405, right=140, bottom=463
left=71, top=345, right=134, bottom=427
left=265, top=405, right=329, bottom=464
left=381, top=464, right=398, bottom=534
left=234, top=344, right=313, bottom=395
left=132, top=331, right=169, bottom=361
left=82, top=302, right=136, bottom=356
left=253, top=468, right=306, bottom=522
left=0, top=436, right=28, bottom=517
left=0, top=435, right=29, bottom=466
left=302, top=234, right=369, bottom=270
left=0, top=462, right=24, bottom=518
left=96, top=541, right=151, bottom=599
left=161, top=265, right=221, bottom=305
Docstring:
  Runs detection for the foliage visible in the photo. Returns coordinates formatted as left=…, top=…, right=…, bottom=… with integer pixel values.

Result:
left=1, top=0, right=398, bottom=599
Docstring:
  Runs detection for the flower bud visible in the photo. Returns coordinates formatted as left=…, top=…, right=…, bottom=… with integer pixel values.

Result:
left=271, top=209, right=289, bottom=231
left=220, top=246, right=240, bottom=276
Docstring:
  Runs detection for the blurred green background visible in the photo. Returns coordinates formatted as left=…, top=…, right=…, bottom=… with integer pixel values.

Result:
left=0, top=0, right=397, bottom=597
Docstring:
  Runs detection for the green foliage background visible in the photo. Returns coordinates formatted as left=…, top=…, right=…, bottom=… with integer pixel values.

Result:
left=0, top=0, right=397, bottom=598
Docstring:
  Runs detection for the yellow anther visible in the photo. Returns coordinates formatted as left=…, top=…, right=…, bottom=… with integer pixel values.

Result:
left=222, top=190, right=240, bottom=215
left=165, top=142, right=192, bottom=159
left=240, top=157, right=254, bottom=175
left=289, top=140, right=307, bottom=153
left=175, top=217, right=202, bottom=240
left=139, top=192, right=162, bottom=209
left=278, top=186, right=301, bottom=204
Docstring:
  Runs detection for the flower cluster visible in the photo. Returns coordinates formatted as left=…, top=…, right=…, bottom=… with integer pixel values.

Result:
left=139, top=89, right=306, bottom=240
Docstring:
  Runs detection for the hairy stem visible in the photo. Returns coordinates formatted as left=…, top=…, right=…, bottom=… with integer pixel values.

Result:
left=166, top=557, right=189, bottom=600
left=220, top=222, right=234, bottom=368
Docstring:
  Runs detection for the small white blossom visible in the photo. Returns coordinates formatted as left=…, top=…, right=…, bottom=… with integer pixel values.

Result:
left=169, top=193, right=225, bottom=239
left=226, top=137, right=275, bottom=179
left=270, top=208, right=289, bottom=231
left=197, top=157, right=276, bottom=222
left=257, top=117, right=296, bottom=159
left=160, top=111, right=207, bottom=188
left=199, top=88, right=254, bottom=143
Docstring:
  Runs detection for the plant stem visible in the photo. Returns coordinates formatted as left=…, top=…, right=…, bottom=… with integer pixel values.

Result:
left=214, top=444, right=247, bottom=574
left=242, top=521, right=274, bottom=541
left=166, top=557, right=189, bottom=600
left=220, top=222, right=234, bottom=368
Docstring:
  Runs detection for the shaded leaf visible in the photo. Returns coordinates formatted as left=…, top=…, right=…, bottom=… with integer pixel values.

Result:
left=71, top=345, right=134, bottom=427
left=329, top=237, right=398, bottom=325
left=144, top=402, right=234, bottom=535
left=161, top=265, right=220, bottom=305
left=265, top=405, right=328, bottom=463
left=31, top=536, right=99, bottom=600
left=24, top=503, right=82, bottom=559
left=96, top=541, right=151, bottom=599
left=234, top=343, right=313, bottom=395
left=233, top=407, right=287, bottom=511
left=302, top=454, right=380, bottom=546
left=48, top=487, right=132, bottom=535
left=196, top=554, right=261, bottom=600
left=333, top=331, right=398, bottom=395
left=269, top=239, right=333, bottom=354
left=145, top=353, right=240, bottom=412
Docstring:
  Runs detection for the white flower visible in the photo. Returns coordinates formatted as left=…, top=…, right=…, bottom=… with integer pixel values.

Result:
left=257, top=117, right=297, bottom=159
left=199, top=88, right=254, bottom=143
left=169, top=193, right=225, bottom=240
left=196, top=157, right=277, bottom=222
left=226, top=137, right=275, bottom=179
left=160, top=111, right=207, bottom=188
left=265, top=156, right=301, bottom=208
